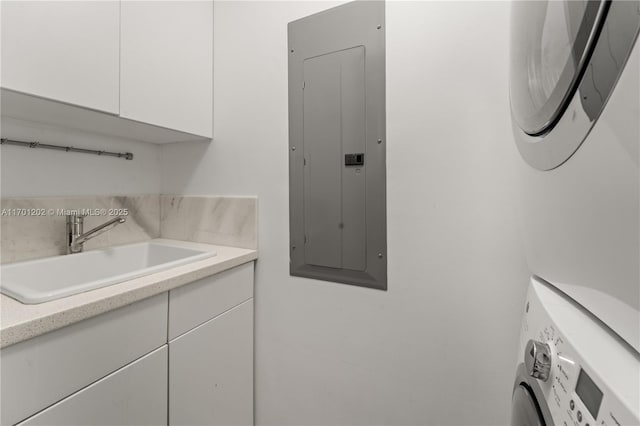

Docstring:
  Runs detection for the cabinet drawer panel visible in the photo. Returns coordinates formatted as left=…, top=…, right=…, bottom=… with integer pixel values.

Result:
left=17, top=346, right=168, bottom=426
left=169, top=262, right=254, bottom=340
left=170, top=300, right=253, bottom=426
left=1, top=293, right=168, bottom=425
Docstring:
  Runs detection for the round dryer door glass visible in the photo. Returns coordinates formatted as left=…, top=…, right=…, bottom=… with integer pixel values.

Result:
left=510, top=0, right=606, bottom=135
left=511, top=385, right=544, bottom=426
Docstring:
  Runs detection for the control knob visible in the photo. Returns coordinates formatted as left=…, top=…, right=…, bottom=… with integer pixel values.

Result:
left=524, top=340, right=552, bottom=382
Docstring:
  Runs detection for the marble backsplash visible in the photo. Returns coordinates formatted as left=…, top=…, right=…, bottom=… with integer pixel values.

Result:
left=160, top=195, right=258, bottom=250
left=1, top=195, right=258, bottom=263
left=1, top=195, right=160, bottom=263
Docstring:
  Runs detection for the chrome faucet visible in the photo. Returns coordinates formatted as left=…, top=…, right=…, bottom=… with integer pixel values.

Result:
left=66, top=214, right=126, bottom=254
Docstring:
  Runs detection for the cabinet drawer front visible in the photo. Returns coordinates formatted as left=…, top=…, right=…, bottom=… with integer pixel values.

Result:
left=1, top=293, right=168, bottom=425
left=169, top=262, right=254, bottom=340
left=17, top=346, right=168, bottom=426
left=170, top=300, right=253, bottom=426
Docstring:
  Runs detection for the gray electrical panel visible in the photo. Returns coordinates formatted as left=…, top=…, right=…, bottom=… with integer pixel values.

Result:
left=288, top=1, right=386, bottom=290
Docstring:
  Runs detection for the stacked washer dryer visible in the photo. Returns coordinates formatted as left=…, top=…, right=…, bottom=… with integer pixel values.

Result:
left=509, top=0, right=640, bottom=425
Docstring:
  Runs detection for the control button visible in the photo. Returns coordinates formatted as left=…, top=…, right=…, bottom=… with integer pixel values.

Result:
left=570, top=400, right=575, bottom=410
left=577, top=411, right=582, bottom=422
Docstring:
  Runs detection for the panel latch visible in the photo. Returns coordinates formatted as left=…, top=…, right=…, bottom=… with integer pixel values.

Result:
left=344, top=153, right=364, bottom=166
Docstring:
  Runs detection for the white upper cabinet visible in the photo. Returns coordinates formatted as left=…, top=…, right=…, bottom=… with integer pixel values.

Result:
left=1, top=0, right=213, bottom=143
left=120, top=1, right=213, bottom=138
left=1, top=1, right=120, bottom=114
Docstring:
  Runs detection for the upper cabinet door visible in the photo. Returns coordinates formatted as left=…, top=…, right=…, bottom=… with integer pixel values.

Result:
left=0, top=1, right=120, bottom=114
left=120, top=1, right=213, bottom=138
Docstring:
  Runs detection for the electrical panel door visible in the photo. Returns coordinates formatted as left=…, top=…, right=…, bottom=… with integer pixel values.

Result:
left=288, top=1, right=386, bottom=290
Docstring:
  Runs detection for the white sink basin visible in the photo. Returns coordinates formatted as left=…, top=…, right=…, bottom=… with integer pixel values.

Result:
left=1, top=241, right=217, bottom=304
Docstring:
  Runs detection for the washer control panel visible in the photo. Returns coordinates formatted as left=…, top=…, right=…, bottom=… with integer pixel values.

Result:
left=528, top=325, right=600, bottom=426
left=517, top=278, right=639, bottom=426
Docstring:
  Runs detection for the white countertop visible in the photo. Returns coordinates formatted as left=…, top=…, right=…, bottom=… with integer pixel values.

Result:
left=0, top=239, right=258, bottom=348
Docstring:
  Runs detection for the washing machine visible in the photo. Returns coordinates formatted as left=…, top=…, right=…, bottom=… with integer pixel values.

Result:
left=511, top=277, right=639, bottom=425
left=510, top=0, right=640, bottom=353
left=510, top=0, right=640, bottom=424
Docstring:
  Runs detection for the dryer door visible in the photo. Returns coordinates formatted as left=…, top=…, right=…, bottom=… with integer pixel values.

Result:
left=509, top=0, right=640, bottom=170
left=511, top=385, right=545, bottom=426
left=510, top=0, right=604, bottom=136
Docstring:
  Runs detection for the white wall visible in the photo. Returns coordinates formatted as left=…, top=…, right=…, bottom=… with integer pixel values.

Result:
left=1, top=117, right=161, bottom=197
left=161, top=1, right=529, bottom=424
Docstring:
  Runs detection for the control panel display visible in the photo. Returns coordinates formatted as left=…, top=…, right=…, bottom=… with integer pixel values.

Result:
left=575, top=368, right=603, bottom=419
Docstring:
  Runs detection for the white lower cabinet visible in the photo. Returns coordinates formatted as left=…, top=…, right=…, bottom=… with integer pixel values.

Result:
left=1, top=262, right=254, bottom=426
left=169, top=299, right=254, bottom=426
left=17, top=346, right=168, bottom=426
left=1, top=293, right=168, bottom=426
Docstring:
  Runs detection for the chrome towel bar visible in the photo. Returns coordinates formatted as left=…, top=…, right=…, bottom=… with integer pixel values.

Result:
left=0, top=138, right=134, bottom=160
